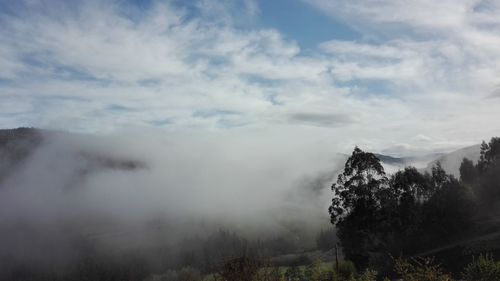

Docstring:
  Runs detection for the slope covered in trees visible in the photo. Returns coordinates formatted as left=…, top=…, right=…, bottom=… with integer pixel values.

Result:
left=330, top=137, right=500, bottom=277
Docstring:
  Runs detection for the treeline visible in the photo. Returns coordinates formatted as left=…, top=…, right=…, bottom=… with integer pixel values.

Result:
left=172, top=229, right=303, bottom=272
left=460, top=138, right=500, bottom=210
left=146, top=253, right=500, bottom=281
left=329, top=137, right=500, bottom=276
left=0, top=228, right=308, bottom=281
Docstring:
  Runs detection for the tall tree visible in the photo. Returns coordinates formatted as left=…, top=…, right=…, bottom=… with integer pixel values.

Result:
left=385, top=167, right=430, bottom=252
left=460, top=158, right=478, bottom=184
left=329, top=147, right=388, bottom=267
left=420, top=175, right=475, bottom=248
left=477, top=138, right=500, bottom=173
left=475, top=137, right=500, bottom=207
left=329, top=147, right=388, bottom=224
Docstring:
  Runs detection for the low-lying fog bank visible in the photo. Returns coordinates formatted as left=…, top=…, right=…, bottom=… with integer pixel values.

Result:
left=0, top=128, right=341, bottom=276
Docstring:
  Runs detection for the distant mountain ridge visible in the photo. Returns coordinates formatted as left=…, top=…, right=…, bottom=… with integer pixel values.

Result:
left=423, top=144, right=481, bottom=177
left=375, top=145, right=481, bottom=177
left=340, top=147, right=480, bottom=177
left=0, top=127, right=483, bottom=189
left=0, top=128, right=145, bottom=187
left=0, top=127, right=42, bottom=183
left=373, top=152, right=444, bottom=174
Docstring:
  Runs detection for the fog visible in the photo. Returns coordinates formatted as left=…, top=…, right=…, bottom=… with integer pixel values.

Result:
left=0, top=129, right=342, bottom=271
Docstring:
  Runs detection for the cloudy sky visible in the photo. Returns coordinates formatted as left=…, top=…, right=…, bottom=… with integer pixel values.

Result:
left=1, top=0, right=500, bottom=155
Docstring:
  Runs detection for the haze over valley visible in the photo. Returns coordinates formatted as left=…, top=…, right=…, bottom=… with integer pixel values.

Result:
left=2, top=1, right=500, bottom=280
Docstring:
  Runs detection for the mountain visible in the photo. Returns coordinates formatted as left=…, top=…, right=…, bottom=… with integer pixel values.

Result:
left=0, top=128, right=145, bottom=187
left=0, top=128, right=482, bottom=188
left=0, top=128, right=42, bottom=183
left=374, top=154, right=408, bottom=165
left=423, top=144, right=481, bottom=177
left=375, top=153, right=444, bottom=174
left=375, top=146, right=481, bottom=177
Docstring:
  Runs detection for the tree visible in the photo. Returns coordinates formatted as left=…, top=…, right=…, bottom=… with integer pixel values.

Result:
left=477, top=138, right=500, bottom=173
left=391, top=167, right=431, bottom=202
left=329, top=147, right=388, bottom=267
left=382, top=167, right=431, bottom=254
left=430, top=162, right=448, bottom=191
left=474, top=137, right=500, bottom=207
left=420, top=176, right=475, bottom=247
left=460, top=158, right=478, bottom=184
left=329, top=147, right=388, bottom=224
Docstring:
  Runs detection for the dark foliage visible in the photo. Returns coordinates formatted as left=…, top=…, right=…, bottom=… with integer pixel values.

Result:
left=394, top=257, right=452, bottom=281
left=477, top=138, right=500, bottom=173
left=462, top=254, right=500, bottom=281
left=330, top=146, right=478, bottom=272
left=213, top=257, right=260, bottom=281
left=329, top=147, right=388, bottom=266
left=459, top=137, right=500, bottom=209
left=460, top=158, right=478, bottom=184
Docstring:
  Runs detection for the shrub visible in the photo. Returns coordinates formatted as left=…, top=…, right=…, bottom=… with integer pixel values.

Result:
left=358, top=269, right=377, bottom=281
left=305, top=259, right=324, bottom=281
left=284, top=266, right=303, bottom=281
left=462, top=254, right=500, bottom=281
left=393, top=257, right=453, bottom=281
left=255, top=266, right=283, bottom=281
left=336, top=260, right=356, bottom=280
left=214, top=257, right=259, bottom=281
left=177, top=267, right=202, bottom=281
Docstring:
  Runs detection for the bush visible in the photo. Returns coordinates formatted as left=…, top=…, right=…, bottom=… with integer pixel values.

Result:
left=336, top=260, right=356, bottom=280
left=285, top=266, right=303, bottom=281
left=214, top=257, right=259, bottom=281
left=357, top=269, right=377, bottom=281
left=462, top=254, right=500, bottom=281
left=255, top=266, right=282, bottom=281
left=305, top=259, right=324, bottom=281
left=393, top=257, right=453, bottom=281
left=177, top=267, right=202, bottom=281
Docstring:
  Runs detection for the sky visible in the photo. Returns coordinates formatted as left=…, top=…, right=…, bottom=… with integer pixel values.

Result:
left=1, top=0, right=500, bottom=155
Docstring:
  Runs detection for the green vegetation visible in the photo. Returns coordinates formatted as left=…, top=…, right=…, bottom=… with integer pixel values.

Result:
left=151, top=255, right=499, bottom=281
left=328, top=137, right=500, bottom=277
left=393, top=258, right=452, bottom=281
left=462, top=254, right=500, bottom=281
left=132, top=136, right=500, bottom=281
left=147, top=256, right=500, bottom=281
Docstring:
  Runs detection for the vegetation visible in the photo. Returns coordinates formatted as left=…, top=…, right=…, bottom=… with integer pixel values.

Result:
left=131, top=137, right=500, bottom=280
left=206, top=256, right=500, bottom=280
left=462, top=254, right=500, bottom=281
left=324, top=136, right=500, bottom=279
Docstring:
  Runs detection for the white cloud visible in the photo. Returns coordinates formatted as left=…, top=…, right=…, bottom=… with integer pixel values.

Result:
left=303, top=0, right=476, bottom=31
left=0, top=0, right=499, bottom=154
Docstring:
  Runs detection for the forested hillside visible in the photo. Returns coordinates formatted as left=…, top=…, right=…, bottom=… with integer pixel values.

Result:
left=329, top=137, right=500, bottom=279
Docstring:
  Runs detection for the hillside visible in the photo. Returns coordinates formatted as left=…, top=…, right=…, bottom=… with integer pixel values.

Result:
left=0, top=128, right=145, bottom=187
left=424, top=144, right=481, bottom=177
left=0, top=128, right=42, bottom=183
